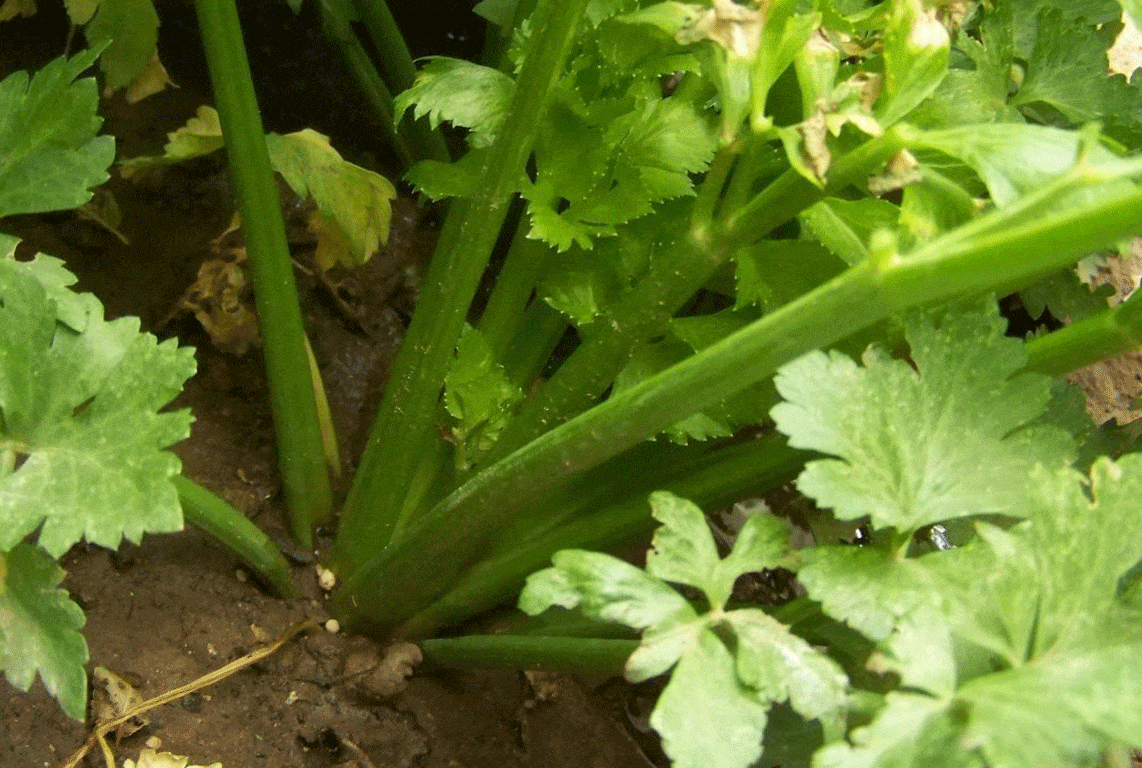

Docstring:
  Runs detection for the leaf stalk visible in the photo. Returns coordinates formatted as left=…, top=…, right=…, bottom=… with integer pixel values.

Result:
left=194, top=0, right=333, bottom=547
left=333, top=0, right=594, bottom=575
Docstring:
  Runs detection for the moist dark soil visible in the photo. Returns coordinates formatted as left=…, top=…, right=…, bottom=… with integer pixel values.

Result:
left=0, top=6, right=664, bottom=768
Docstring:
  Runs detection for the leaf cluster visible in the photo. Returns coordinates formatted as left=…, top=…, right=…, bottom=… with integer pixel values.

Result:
left=521, top=491, right=847, bottom=768
left=395, top=6, right=717, bottom=251
left=0, top=53, right=195, bottom=721
left=527, top=301, right=1142, bottom=767
left=782, top=303, right=1142, bottom=768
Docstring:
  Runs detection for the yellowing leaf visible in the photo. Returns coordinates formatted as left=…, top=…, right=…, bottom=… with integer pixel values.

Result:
left=124, top=50, right=175, bottom=104
left=119, top=108, right=395, bottom=270
left=265, top=129, right=396, bottom=269
left=0, top=0, right=35, bottom=21
left=92, top=665, right=149, bottom=738
left=123, top=748, right=223, bottom=768
left=84, top=0, right=159, bottom=92
left=118, top=105, right=223, bottom=177
left=308, top=209, right=353, bottom=272
left=64, top=0, right=96, bottom=24
left=176, top=251, right=260, bottom=356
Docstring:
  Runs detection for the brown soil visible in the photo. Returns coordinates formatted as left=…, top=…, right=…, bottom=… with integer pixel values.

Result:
left=1, top=519, right=658, bottom=768
left=0, top=7, right=663, bottom=768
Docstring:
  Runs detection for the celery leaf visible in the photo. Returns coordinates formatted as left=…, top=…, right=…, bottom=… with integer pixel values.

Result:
left=120, top=107, right=395, bottom=269
left=265, top=129, right=396, bottom=269
left=775, top=302, right=1142, bottom=766
left=83, top=0, right=159, bottom=91
left=732, top=240, right=846, bottom=311
left=0, top=50, right=114, bottom=217
left=118, top=105, right=224, bottom=175
left=0, top=246, right=196, bottom=557
left=521, top=491, right=847, bottom=768
left=393, top=57, right=515, bottom=148
left=807, top=458, right=1142, bottom=768
left=443, top=325, right=522, bottom=467
left=398, top=33, right=714, bottom=250
left=0, top=543, right=88, bottom=720
left=800, top=198, right=901, bottom=266
left=771, top=303, right=1073, bottom=534
left=524, top=95, right=715, bottom=250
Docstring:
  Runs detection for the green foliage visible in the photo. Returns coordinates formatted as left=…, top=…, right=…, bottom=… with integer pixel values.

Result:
left=14, top=0, right=1142, bottom=760
left=0, top=241, right=195, bottom=719
left=0, top=48, right=114, bottom=218
left=443, top=325, right=523, bottom=467
left=778, top=304, right=1142, bottom=767
left=264, top=129, right=397, bottom=269
left=0, top=543, right=88, bottom=720
left=771, top=304, right=1073, bottom=533
left=176, top=0, right=1142, bottom=764
left=0, top=54, right=194, bottom=721
left=338, top=0, right=1142, bottom=626
left=393, top=58, right=515, bottom=148
left=396, top=12, right=717, bottom=250
left=0, top=248, right=196, bottom=556
left=520, top=491, right=847, bottom=768
left=529, top=302, right=1142, bottom=767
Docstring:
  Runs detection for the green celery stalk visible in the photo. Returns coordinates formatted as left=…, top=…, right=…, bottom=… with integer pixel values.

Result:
left=1024, top=290, right=1142, bottom=376
left=333, top=0, right=593, bottom=575
left=318, top=1, right=413, bottom=166
left=350, top=0, right=418, bottom=90
left=478, top=218, right=553, bottom=362
left=420, top=635, right=637, bottom=674
left=334, top=175, right=1142, bottom=634
left=500, top=299, right=568, bottom=390
left=397, top=433, right=803, bottom=638
left=347, top=0, right=450, bottom=163
left=194, top=0, right=332, bottom=547
left=175, top=475, right=299, bottom=599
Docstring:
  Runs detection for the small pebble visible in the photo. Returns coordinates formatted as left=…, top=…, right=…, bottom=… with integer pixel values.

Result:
left=145, top=736, right=162, bottom=750
left=235, top=569, right=248, bottom=583
left=325, top=619, right=340, bottom=633
left=316, top=565, right=336, bottom=591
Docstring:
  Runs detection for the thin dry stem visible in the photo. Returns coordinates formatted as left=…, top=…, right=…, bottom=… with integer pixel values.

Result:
left=60, top=620, right=318, bottom=768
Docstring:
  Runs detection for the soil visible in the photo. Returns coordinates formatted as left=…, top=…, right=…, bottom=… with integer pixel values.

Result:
left=0, top=6, right=664, bottom=768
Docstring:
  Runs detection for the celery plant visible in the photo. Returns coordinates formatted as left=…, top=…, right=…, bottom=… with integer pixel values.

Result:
left=36, top=0, right=1142, bottom=753
left=13, top=0, right=1142, bottom=760
left=325, top=0, right=1142, bottom=640
left=182, top=0, right=1142, bottom=676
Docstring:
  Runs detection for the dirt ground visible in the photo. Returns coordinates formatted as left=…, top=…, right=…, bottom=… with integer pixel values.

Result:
left=0, top=5, right=667, bottom=767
